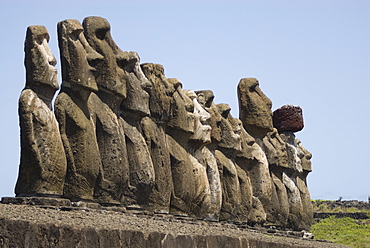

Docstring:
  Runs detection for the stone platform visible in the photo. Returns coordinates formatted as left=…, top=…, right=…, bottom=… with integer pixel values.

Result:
left=0, top=198, right=348, bottom=248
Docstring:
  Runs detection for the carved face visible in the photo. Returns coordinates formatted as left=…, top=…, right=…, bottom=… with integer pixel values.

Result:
left=236, top=126, right=256, bottom=160
left=238, top=78, right=273, bottom=137
left=166, top=79, right=196, bottom=134
left=217, top=104, right=242, bottom=152
left=82, top=16, right=126, bottom=98
left=195, top=90, right=222, bottom=143
left=25, top=25, right=58, bottom=90
left=185, top=90, right=211, bottom=145
left=119, top=52, right=151, bottom=117
left=58, top=19, right=102, bottom=92
left=297, top=139, right=312, bottom=172
left=195, top=90, right=214, bottom=109
left=141, top=63, right=175, bottom=121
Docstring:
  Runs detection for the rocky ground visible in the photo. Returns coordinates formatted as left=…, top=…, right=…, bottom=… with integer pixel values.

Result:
left=0, top=199, right=348, bottom=248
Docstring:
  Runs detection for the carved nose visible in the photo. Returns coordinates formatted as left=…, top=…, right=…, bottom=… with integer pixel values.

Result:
left=306, top=152, right=312, bottom=160
left=87, top=50, right=103, bottom=69
left=49, top=55, right=57, bottom=66
left=141, top=79, right=152, bottom=92
left=204, top=125, right=212, bottom=132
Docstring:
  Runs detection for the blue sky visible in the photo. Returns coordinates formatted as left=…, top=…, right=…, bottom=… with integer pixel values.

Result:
left=1, top=0, right=369, bottom=201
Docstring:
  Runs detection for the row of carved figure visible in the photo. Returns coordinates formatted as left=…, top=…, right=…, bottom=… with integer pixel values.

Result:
left=16, top=16, right=313, bottom=231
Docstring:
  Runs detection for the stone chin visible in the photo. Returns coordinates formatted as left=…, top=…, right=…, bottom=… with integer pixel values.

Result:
left=242, top=109, right=273, bottom=137
left=70, top=76, right=98, bottom=93
left=48, top=67, right=59, bottom=90
left=190, top=124, right=212, bottom=145
left=245, top=123, right=273, bottom=138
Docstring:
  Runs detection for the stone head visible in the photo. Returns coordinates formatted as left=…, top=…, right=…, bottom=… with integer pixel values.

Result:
left=82, top=16, right=126, bottom=99
left=238, top=78, right=273, bottom=137
left=166, top=78, right=196, bottom=134
left=195, top=90, right=222, bottom=143
left=119, top=52, right=151, bottom=117
left=236, top=126, right=256, bottom=161
left=195, top=90, right=214, bottom=109
left=185, top=90, right=212, bottom=145
left=57, top=19, right=102, bottom=92
left=141, top=63, right=175, bottom=122
left=217, top=104, right=242, bottom=152
left=24, top=25, right=58, bottom=91
left=297, top=139, right=312, bottom=172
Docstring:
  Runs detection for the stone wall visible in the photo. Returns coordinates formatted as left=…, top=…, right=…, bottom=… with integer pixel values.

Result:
left=0, top=203, right=346, bottom=248
left=315, top=200, right=370, bottom=211
left=0, top=219, right=305, bottom=248
left=314, top=212, right=369, bottom=220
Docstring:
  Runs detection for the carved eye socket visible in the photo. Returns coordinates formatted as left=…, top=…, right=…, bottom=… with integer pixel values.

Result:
left=249, top=84, right=257, bottom=92
left=305, top=153, right=312, bottom=160
left=70, top=29, right=82, bottom=41
left=216, top=120, right=222, bottom=129
left=220, top=111, right=228, bottom=119
left=35, top=34, right=48, bottom=46
left=35, top=37, right=43, bottom=45
left=185, top=102, right=194, bottom=113
left=95, top=28, right=108, bottom=40
left=267, top=101, right=272, bottom=109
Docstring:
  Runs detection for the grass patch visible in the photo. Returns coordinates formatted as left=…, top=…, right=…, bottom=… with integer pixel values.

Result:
left=311, top=216, right=370, bottom=247
left=311, top=200, right=370, bottom=213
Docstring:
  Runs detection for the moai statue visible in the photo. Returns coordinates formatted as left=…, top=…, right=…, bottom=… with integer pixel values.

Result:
left=140, top=63, right=175, bottom=213
left=274, top=105, right=313, bottom=230
left=55, top=19, right=103, bottom=201
left=213, top=104, right=242, bottom=221
left=195, top=91, right=253, bottom=223
left=236, top=127, right=268, bottom=225
left=238, top=78, right=274, bottom=138
left=15, top=26, right=67, bottom=197
left=297, top=139, right=313, bottom=226
left=185, top=89, right=212, bottom=217
left=195, top=90, right=223, bottom=221
left=166, top=79, right=211, bottom=218
left=119, top=52, right=155, bottom=208
left=196, top=90, right=251, bottom=221
left=229, top=119, right=258, bottom=224
left=238, top=78, right=287, bottom=227
left=82, top=16, right=129, bottom=205
left=211, top=104, right=258, bottom=224
left=261, top=128, right=291, bottom=228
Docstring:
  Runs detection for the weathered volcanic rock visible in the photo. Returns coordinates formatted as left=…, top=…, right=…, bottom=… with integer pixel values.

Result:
left=84, top=16, right=129, bottom=205
left=15, top=25, right=66, bottom=197
left=0, top=204, right=347, bottom=248
left=13, top=16, right=316, bottom=233
left=215, top=105, right=242, bottom=221
left=166, top=82, right=211, bottom=218
left=118, top=52, right=155, bottom=208
left=140, top=63, right=175, bottom=213
left=55, top=19, right=103, bottom=201
left=273, top=105, right=304, bottom=133
left=238, top=78, right=273, bottom=138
